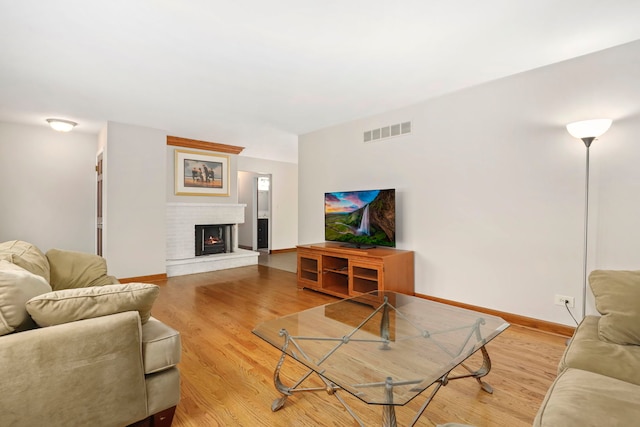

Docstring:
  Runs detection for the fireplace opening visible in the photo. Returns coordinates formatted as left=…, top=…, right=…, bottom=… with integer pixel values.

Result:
left=195, top=224, right=233, bottom=256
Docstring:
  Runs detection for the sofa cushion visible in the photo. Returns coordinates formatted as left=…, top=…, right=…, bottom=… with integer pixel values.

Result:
left=25, top=283, right=159, bottom=327
left=141, top=317, right=182, bottom=374
left=0, top=260, right=52, bottom=335
left=45, top=248, right=118, bottom=291
left=0, top=240, right=50, bottom=283
left=533, top=368, right=640, bottom=427
left=560, top=315, right=640, bottom=386
left=589, top=269, right=640, bottom=345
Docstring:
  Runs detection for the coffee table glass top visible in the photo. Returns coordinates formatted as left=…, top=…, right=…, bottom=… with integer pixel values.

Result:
left=253, top=291, right=509, bottom=406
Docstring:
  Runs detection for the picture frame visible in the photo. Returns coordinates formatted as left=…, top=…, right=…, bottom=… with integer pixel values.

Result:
left=175, top=149, right=230, bottom=196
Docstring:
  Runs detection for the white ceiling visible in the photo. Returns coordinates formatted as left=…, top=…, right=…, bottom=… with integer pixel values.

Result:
left=2, top=1, right=640, bottom=163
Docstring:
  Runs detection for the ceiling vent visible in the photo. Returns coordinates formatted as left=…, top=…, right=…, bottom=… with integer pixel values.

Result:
left=364, top=121, right=411, bottom=143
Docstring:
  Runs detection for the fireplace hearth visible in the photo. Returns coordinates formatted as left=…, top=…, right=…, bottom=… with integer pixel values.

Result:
left=195, top=224, right=233, bottom=256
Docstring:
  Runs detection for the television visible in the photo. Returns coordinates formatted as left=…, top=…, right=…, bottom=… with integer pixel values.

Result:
left=324, top=189, right=395, bottom=248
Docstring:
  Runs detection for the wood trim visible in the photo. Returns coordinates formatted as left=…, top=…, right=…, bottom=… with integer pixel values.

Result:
left=119, top=273, right=168, bottom=284
left=167, top=135, right=244, bottom=154
left=415, top=292, right=576, bottom=337
left=270, top=248, right=297, bottom=254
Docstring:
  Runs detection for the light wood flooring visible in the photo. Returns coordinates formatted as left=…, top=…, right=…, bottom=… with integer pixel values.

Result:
left=152, top=265, right=567, bottom=427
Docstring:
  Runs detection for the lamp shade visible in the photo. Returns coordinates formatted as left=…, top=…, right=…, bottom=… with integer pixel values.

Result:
left=46, top=118, right=77, bottom=132
left=566, top=119, right=612, bottom=139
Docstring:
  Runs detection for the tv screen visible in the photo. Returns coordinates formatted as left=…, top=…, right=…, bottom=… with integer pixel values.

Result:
left=324, top=189, right=395, bottom=248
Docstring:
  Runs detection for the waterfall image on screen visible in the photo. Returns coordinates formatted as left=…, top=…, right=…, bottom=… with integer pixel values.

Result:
left=324, top=189, right=395, bottom=248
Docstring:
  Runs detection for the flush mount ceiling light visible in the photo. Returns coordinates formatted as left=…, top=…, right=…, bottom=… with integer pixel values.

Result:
left=46, top=118, right=77, bottom=132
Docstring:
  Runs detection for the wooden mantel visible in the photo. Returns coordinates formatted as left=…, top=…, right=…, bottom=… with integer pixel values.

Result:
left=166, top=135, right=245, bottom=154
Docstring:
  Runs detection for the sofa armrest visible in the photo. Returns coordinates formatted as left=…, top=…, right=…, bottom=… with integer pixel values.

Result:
left=0, top=311, right=149, bottom=427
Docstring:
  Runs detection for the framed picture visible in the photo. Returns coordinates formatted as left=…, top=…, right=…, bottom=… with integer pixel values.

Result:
left=175, top=149, right=230, bottom=196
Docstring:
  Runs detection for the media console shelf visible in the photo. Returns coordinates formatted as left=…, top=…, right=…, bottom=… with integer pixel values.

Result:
left=296, top=242, right=414, bottom=298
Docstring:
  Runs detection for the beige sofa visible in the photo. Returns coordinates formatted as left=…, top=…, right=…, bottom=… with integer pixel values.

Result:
left=0, top=240, right=181, bottom=427
left=534, top=270, right=640, bottom=427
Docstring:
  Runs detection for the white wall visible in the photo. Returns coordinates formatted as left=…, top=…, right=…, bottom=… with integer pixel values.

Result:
left=298, top=40, right=640, bottom=326
left=0, top=121, right=289, bottom=277
left=596, top=123, right=640, bottom=268
left=238, top=156, right=298, bottom=251
left=0, top=122, right=96, bottom=253
left=103, top=122, right=166, bottom=278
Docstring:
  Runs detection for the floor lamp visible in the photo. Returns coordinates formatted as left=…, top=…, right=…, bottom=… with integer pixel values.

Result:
left=566, top=119, right=612, bottom=319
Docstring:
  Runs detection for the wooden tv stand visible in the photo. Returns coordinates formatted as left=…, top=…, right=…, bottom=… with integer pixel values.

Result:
left=296, top=242, right=414, bottom=298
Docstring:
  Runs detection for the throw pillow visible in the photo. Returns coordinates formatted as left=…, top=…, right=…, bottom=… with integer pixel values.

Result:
left=0, top=260, right=52, bottom=335
left=589, top=269, right=640, bottom=346
left=0, top=240, right=50, bottom=283
left=45, top=248, right=118, bottom=291
left=25, top=283, right=159, bottom=327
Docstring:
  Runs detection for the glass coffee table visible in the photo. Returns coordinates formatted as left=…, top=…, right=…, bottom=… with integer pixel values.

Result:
left=252, top=291, right=509, bottom=426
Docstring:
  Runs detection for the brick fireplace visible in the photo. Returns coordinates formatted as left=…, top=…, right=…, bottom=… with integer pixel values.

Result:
left=166, top=203, right=258, bottom=277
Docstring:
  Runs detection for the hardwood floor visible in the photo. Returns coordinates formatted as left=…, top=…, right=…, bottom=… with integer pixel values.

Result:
left=152, top=265, right=567, bottom=427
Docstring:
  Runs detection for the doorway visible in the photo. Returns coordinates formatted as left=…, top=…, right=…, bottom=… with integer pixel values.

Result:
left=257, top=176, right=270, bottom=250
left=237, top=171, right=272, bottom=251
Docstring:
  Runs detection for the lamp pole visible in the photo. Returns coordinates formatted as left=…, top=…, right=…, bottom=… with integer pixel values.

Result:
left=566, top=119, right=612, bottom=321
left=581, top=137, right=595, bottom=320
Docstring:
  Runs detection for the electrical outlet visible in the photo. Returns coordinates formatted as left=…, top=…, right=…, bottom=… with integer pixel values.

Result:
left=554, top=294, right=575, bottom=308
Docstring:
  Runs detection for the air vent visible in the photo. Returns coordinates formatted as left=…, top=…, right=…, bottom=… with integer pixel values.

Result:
left=363, top=121, right=412, bottom=143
